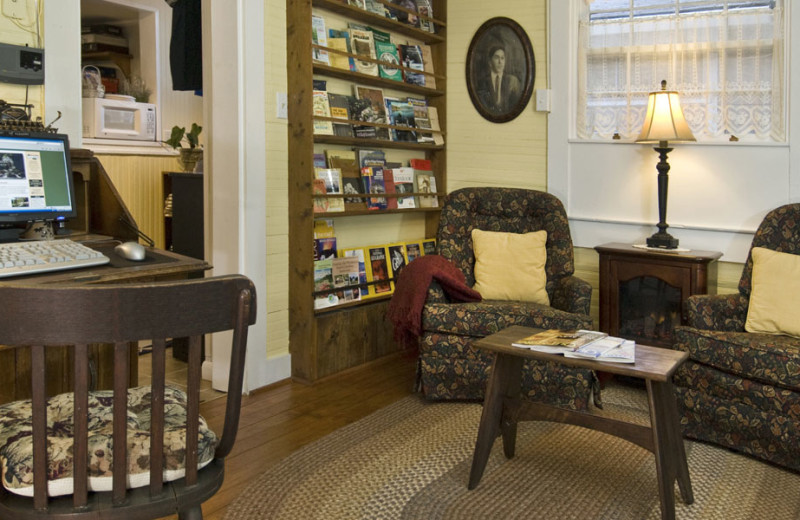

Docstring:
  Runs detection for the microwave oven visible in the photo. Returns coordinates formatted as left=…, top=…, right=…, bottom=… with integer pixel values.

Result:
left=82, top=97, right=157, bottom=141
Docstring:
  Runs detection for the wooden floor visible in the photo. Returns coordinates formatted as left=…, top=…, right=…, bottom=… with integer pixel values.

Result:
left=191, top=352, right=418, bottom=520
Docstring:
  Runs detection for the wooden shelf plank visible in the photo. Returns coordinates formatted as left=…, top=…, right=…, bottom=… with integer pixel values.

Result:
left=313, top=134, right=444, bottom=150
left=313, top=63, right=444, bottom=97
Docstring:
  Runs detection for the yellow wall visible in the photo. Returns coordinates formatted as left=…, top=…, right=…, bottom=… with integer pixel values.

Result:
left=264, top=0, right=290, bottom=358
left=447, top=0, right=548, bottom=192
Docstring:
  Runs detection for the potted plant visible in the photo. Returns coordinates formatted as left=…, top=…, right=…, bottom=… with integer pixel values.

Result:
left=166, top=123, right=203, bottom=172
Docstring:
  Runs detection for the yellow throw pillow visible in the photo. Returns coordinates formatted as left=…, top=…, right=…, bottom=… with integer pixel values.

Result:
left=744, top=247, right=800, bottom=338
left=471, top=229, right=549, bottom=304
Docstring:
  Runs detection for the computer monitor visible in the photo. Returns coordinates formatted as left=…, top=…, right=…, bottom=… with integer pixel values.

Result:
left=0, top=130, right=76, bottom=235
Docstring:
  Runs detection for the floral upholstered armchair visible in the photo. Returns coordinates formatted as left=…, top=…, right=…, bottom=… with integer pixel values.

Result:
left=418, top=188, right=597, bottom=409
left=672, top=203, right=800, bottom=471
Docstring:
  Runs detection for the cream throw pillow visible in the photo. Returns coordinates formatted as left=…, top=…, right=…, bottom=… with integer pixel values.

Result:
left=744, top=247, right=800, bottom=338
left=471, top=229, right=549, bottom=305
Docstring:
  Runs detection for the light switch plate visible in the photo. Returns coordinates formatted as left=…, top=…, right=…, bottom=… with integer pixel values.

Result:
left=276, top=92, right=288, bottom=119
left=535, top=89, right=551, bottom=112
left=2, top=0, right=25, bottom=19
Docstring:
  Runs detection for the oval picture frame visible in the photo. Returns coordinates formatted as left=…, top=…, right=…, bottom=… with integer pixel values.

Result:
left=465, top=17, right=535, bottom=123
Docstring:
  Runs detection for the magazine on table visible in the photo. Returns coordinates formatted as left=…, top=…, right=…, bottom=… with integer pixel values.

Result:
left=511, top=329, right=608, bottom=354
left=565, top=338, right=636, bottom=363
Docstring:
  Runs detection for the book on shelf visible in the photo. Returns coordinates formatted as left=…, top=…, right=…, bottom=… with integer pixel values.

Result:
left=386, top=242, right=408, bottom=280
left=313, top=152, right=327, bottom=169
left=360, top=166, right=387, bottom=210
left=314, top=167, right=345, bottom=212
left=332, top=256, right=362, bottom=304
left=312, top=178, right=329, bottom=214
left=347, top=0, right=366, bottom=8
left=407, top=97, right=432, bottom=143
left=391, top=167, right=416, bottom=208
left=314, top=237, right=337, bottom=261
left=354, top=85, right=389, bottom=140
left=349, top=27, right=378, bottom=77
left=386, top=0, right=418, bottom=26
left=420, top=44, right=436, bottom=89
left=312, top=90, right=334, bottom=135
left=313, top=218, right=335, bottom=239
left=311, top=14, right=329, bottom=65
left=375, top=41, right=403, bottom=82
left=383, top=168, right=398, bottom=209
left=327, top=93, right=355, bottom=138
left=340, top=247, right=371, bottom=298
left=421, top=238, right=436, bottom=255
left=357, top=148, right=386, bottom=169
left=367, top=245, right=393, bottom=295
left=411, top=159, right=438, bottom=208
left=313, top=79, right=327, bottom=91
left=427, top=106, right=445, bottom=145
left=325, top=148, right=357, bottom=165
left=405, top=240, right=423, bottom=262
left=399, top=44, right=425, bottom=87
left=313, top=258, right=336, bottom=310
left=416, top=0, right=435, bottom=33
left=388, top=100, right=417, bottom=142
left=512, top=329, right=609, bottom=354
left=327, top=29, right=355, bottom=71
left=364, top=0, right=385, bottom=16
left=329, top=156, right=366, bottom=211
left=564, top=337, right=635, bottom=364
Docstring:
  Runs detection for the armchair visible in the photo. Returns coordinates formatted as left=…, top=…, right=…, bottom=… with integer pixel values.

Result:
left=672, top=204, right=800, bottom=471
left=418, top=188, right=596, bottom=409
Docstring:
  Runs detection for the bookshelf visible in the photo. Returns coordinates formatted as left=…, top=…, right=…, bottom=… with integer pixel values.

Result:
left=287, top=0, right=447, bottom=382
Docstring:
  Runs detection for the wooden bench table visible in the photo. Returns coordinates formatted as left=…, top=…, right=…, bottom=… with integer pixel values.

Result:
left=468, top=325, right=693, bottom=520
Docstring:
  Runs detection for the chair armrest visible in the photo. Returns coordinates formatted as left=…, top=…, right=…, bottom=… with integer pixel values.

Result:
left=550, top=275, right=592, bottom=316
left=425, top=280, right=448, bottom=304
left=684, top=293, right=748, bottom=331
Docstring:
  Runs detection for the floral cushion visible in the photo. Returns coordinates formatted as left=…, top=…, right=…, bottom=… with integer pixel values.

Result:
left=0, top=386, right=217, bottom=497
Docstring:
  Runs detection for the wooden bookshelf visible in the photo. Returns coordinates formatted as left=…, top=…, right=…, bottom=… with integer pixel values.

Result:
left=287, top=0, right=447, bottom=382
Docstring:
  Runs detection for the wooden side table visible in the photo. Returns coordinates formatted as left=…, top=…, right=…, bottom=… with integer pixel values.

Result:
left=469, top=326, right=693, bottom=520
left=596, top=243, right=722, bottom=348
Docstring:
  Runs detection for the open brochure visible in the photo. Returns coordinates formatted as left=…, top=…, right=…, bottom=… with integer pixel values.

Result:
left=564, top=337, right=636, bottom=363
left=511, top=329, right=608, bottom=354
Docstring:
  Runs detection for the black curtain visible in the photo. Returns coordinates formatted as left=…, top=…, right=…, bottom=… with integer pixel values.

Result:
left=167, top=0, right=202, bottom=91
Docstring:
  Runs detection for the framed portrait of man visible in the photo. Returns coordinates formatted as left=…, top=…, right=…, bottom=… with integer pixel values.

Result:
left=465, top=17, right=535, bottom=123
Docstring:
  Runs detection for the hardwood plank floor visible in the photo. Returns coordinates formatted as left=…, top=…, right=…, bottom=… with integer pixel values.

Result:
left=194, top=352, right=418, bottom=520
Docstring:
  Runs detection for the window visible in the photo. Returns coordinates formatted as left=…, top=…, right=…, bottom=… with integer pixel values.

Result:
left=578, top=0, right=785, bottom=142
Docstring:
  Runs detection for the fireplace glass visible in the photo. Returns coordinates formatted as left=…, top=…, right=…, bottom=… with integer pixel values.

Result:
left=618, top=276, right=682, bottom=346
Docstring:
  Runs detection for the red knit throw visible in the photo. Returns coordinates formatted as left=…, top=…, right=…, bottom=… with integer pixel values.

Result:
left=387, top=255, right=482, bottom=352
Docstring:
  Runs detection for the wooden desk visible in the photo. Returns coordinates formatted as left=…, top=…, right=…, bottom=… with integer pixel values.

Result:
left=469, top=326, right=693, bottom=520
left=0, top=242, right=209, bottom=404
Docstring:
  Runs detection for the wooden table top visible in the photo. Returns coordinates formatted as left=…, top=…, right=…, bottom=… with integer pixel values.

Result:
left=474, top=326, right=689, bottom=383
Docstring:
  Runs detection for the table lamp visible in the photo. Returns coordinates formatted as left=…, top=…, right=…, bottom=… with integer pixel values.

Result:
left=636, top=80, right=695, bottom=249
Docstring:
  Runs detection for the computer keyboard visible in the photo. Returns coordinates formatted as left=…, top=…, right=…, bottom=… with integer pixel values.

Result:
left=0, top=239, right=110, bottom=278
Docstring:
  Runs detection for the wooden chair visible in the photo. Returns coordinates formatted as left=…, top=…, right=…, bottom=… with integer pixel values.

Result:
left=0, top=275, right=256, bottom=519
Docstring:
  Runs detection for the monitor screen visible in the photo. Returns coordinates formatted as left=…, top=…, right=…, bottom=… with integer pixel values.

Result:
left=0, top=131, right=76, bottom=226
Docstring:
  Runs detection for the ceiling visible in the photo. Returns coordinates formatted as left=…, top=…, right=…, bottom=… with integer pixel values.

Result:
left=80, top=0, right=142, bottom=24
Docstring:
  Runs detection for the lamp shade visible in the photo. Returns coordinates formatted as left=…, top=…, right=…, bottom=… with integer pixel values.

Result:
left=636, top=80, right=695, bottom=144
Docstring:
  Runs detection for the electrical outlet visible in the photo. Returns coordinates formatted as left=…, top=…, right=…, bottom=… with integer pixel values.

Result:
left=276, top=92, right=288, bottom=119
left=2, top=0, right=25, bottom=20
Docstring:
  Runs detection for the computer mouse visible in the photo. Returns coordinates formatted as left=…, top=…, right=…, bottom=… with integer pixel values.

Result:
left=114, top=241, right=146, bottom=261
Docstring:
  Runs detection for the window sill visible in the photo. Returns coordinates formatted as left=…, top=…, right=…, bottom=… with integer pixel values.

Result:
left=566, top=138, right=789, bottom=148
left=81, top=139, right=178, bottom=156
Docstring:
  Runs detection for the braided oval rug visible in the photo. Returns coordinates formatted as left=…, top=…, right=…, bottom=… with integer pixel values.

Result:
left=226, top=383, right=800, bottom=520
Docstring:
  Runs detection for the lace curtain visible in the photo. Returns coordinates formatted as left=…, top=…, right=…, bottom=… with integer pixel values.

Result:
left=577, top=0, right=785, bottom=141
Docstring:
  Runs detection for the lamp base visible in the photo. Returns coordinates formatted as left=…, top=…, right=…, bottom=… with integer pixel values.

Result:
left=647, top=231, right=679, bottom=249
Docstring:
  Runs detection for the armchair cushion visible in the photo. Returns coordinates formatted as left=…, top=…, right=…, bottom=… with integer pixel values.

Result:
left=745, top=247, right=800, bottom=337
left=471, top=229, right=549, bottom=304
left=684, top=293, right=749, bottom=331
left=673, top=326, right=800, bottom=391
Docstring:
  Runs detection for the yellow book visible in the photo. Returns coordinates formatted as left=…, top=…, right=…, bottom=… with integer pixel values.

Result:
left=385, top=242, right=408, bottom=282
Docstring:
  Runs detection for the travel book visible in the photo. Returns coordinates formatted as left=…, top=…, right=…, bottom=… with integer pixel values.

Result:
left=386, top=242, right=408, bottom=280
left=416, top=0, right=435, bottom=33
left=329, top=156, right=365, bottom=210
left=405, top=241, right=422, bottom=262
left=399, top=44, right=425, bottom=87
left=313, top=258, right=335, bottom=309
left=411, top=158, right=437, bottom=208
left=327, top=29, right=355, bottom=71
left=332, top=256, right=362, bottom=304
left=327, top=92, right=355, bottom=137
left=375, top=41, right=402, bottom=82
left=340, top=247, right=371, bottom=298
left=349, top=27, right=378, bottom=77
left=383, top=168, right=398, bottom=209
left=352, top=85, right=389, bottom=140
left=311, top=14, right=329, bottom=65
left=312, top=90, right=334, bottom=135
left=312, top=178, right=329, bottom=213
left=511, top=329, right=609, bottom=354
left=314, top=237, right=337, bottom=261
left=367, top=245, right=393, bottom=295
left=360, top=166, right=388, bottom=210
left=422, top=238, right=436, bottom=255
left=391, top=167, right=416, bottom=208
left=314, top=167, right=345, bottom=212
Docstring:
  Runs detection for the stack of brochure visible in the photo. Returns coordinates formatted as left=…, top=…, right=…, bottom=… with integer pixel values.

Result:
left=564, top=336, right=635, bottom=363
left=512, top=329, right=635, bottom=363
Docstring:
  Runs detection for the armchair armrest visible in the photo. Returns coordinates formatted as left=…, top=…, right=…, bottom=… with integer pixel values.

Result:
left=550, top=275, right=592, bottom=316
left=425, top=280, right=447, bottom=304
left=684, top=293, right=749, bottom=332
